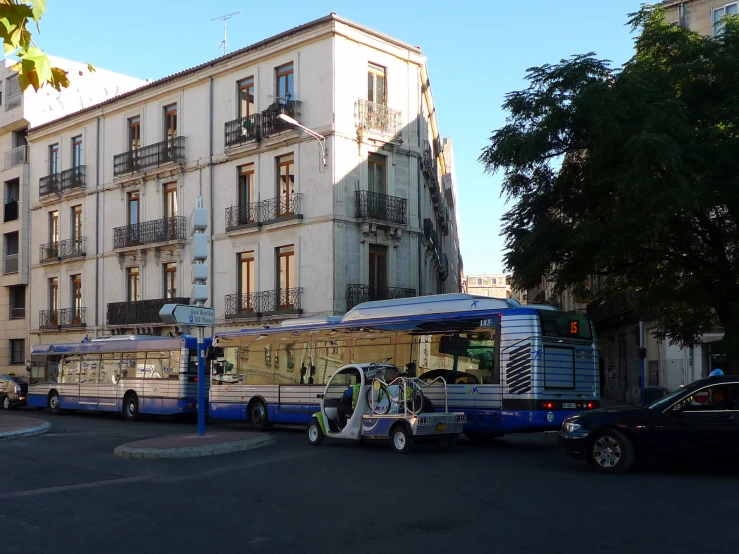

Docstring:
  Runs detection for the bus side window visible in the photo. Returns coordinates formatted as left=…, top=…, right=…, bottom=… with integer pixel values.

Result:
left=492, top=317, right=502, bottom=385
left=169, top=349, right=182, bottom=378
left=120, top=353, right=137, bottom=379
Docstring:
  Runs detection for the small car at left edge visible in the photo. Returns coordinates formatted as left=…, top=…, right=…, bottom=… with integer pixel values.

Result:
left=0, top=373, right=28, bottom=410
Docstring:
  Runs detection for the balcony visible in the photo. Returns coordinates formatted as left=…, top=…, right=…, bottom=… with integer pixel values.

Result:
left=260, top=100, right=302, bottom=138
left=346, top=284, right=417, bottom=312
left=422, top=140, right=437, bottom=182
left=4, top=253, right=18, bottom=275
left=40, top=237, right=87, bottom=263
left=423, top=218, right=440, bottom=257
left=262, top=193, right=303, bottom=224
left=61, top=166, right=86, bottom=192
left=4, top=145, right=27, bottom=169
left=225, top=202, right=262, bottom=231
left=107, top=296, right=190, bottom=326
left=4, top=200, right=18, bottom=222
left=39, top=174, right=61, bottom=197
left=113, top=216, right=187, bottom=250
left=355, top=191, right=407, bottom=226
left=5, top=92, right=22, bottom=111
left=440, top=253, right=449, bottom=280
left=355, top=99, right=401, bottom=136
left=225, top=113, right=263, bottom=148
left=39, top=308, right=86, bottom=329
left=225, top=288, right=303, bottom=319
left=113, top=137, right=186, bottom=177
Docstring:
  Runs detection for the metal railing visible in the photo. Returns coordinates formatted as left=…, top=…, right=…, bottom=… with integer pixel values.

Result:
left=4, top=253, right=18, bottom=275
left=10, top=307, right=25, bottom=320
left=440, top=253, right=449, bottom=279
left=225, top=202, right=262, bottom=230
left=422, top=140, right=436, bottom=182
left=113, top=137, right=186, bottom=176
left=355, top=190, right=407, bottom=225
left=42, top=238, right=87, bottom=262
left=4, top=145, right=27, bottom=169
left=225, top=291, right=262, bottom=318
left=39, top=242, right=59, bottom=263
left=346, top=284, right=417, bottom=311
left=262, top=288, right=303, bottom=313
left=225, top=113, right=263, bottom=147
left=262, top=193, right=303, bottom=223
left=61, top=166, right=86, bottom=192
left=355, top=99, right=401, bottom=136
left=107, top=296, right=190, bottom=326
left=4, top=201, right=18, bottom=222
left=113, top=216, right=187, bottom=249
left=5, top=92, right=22, bottom=111
left=261, top=100, right=302, bottom=138
left=39, top=308, right=85, bottom=329
left=423, top=218, right=439, bottom=250
left=39, top=174, right=61, bottom=197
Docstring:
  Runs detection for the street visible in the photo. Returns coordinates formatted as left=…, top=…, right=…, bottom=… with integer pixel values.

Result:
left=0, top=411, right=736, bottom=554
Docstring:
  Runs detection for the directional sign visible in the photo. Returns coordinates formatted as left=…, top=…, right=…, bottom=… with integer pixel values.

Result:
left=159, top=304, right=215, bottom=327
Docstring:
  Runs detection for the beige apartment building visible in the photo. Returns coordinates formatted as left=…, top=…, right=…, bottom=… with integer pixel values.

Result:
left=465, top=273, right=510, bottom=299
left=25, top=14, right=463, bottom=347
left=663, top=0, right=737, bottom=34
left=0, top=58, right=143, bottom=375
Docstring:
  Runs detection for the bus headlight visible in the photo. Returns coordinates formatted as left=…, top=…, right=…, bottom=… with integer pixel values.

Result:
left=563, top=422, right=581, bottom=435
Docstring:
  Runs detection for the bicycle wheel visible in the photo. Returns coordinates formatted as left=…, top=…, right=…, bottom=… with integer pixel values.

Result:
left=366, top=381, right=391, bottom=415
left=406, top=387, right=425, bottom=414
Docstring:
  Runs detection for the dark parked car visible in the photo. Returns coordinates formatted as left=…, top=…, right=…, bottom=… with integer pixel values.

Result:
left=0, top=373, right=28, bottom=410
left=559, top=375, right=739, bottom=474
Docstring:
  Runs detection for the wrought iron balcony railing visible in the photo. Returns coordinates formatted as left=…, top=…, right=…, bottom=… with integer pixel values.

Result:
left=4, top=201, right=18, bottom=222
left=225, top=291, right=262, bottom=318
left=262, top=193, right=303, bottom=223
left=113, top=137, right=186, bottom=177
left=225, top=202, right=262, bottom=230
left=261, top=100, right=302, bottom=138
left=39, top=242, right=59, bottom=263
left=107, top=296, right=190, bottom=326
left=423, top=218, right=439, bottom=250
left=39, top=174, right=61, bottom=197
left=61, top=166, right=86, bottom=192
left=40, top=238, right=87, bottom=263
left=225, top=113, right=263, bottom=148
left=440, top=253, right=449, bottom=280
left=355, top=99, right=401, bottom=136
left=4, top=253, right=18, bottom=275
left=113, top=216, right=187, bottom=249
left=224, top=288, right=303, bottom=317
left=40, top=308, right=87, bottom=329
left=422, top=140, right=436, bottom=182
left=4, top=145, right=27, bottom=169
left=346, top=284, right=417, bottom=312
left=355, top=190, right=407, bottom=226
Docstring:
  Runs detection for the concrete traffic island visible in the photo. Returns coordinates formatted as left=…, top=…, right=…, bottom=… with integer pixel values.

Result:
left=113, top=431, right=275, bottom=459
left=0, top=416, right=52, bottom=440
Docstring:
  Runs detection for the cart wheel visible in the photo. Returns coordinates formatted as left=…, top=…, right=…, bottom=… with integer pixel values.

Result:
left=437, top=434, right=458, bottom=451
left=390, top=424, right=413, bottom=454
left=308, top=420, right=324, bottom=445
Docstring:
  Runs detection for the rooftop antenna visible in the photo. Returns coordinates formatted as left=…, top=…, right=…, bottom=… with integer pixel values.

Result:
left=212, top=11, right=240, bottom=56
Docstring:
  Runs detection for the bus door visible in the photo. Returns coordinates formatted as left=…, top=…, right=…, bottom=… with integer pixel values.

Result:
left=78, top=354, right=101, bottom=408
left=98, top=352, right=122, bottom=411
left=58, top=355, right=81, bottom=409
left=274, top=342, right=317, bottom=424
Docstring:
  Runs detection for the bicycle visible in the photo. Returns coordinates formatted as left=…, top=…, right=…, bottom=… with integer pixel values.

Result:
left=365, top=359, right=426, bottom=416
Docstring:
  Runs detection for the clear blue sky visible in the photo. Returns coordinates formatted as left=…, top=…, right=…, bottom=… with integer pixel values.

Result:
left=36, top=0, right=639, bottom=275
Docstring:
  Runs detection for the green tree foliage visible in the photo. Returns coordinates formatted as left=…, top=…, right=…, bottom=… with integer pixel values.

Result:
left=480, top=6, right=739, bottom=371
left=0, top=0, right=93, bottom=92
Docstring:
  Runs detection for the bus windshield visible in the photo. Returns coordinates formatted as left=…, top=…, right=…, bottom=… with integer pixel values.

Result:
left=538, top=311, right=592, bottom=341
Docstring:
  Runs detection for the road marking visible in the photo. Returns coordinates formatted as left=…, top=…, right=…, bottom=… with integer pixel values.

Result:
left=0, top=512, right=41, bottom=532
left=0, top=475, right=151, bottom=500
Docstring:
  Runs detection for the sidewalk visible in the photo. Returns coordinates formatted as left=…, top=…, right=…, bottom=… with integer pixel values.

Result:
left=114, top=431, right=275, bottom=459
left=0, top=415, right=52, bottom=441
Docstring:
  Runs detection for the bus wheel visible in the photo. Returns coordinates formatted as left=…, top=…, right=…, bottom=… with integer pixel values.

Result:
left=437, top=434, right=458, bottom=451
left=390, top=424, right=413, bottom=454
left=249, top=399, right=270, bottom=431
left=48, top=391, right=61, bottom=414
left=123, top=393, right=139, bottom=422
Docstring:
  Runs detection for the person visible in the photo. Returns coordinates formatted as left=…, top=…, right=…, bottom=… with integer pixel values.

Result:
left=336, top=382, right=358, bottom=429
left=712, top=387, right=729, bottom=410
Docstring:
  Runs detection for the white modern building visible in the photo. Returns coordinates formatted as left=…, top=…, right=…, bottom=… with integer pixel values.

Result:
left=0, top=57, right=144, bottom=374
left=26, top=14, right=463, bottom=344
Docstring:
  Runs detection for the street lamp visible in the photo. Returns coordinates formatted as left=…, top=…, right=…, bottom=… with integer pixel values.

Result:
left=277, top=113, right=327, bottom=170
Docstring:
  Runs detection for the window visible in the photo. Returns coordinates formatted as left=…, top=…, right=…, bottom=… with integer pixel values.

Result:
left=369, top=244, right=388, bottom=295
left=128, top=191, right=139, bottom=226
left=127, top=267, right=140, bottom=302
left=367, top=63, right=386, bottom=105
left=48, top=211, right=59, bottom=244
left=128, top=116, right=141, bottom=151
left=9, top=339, right=24, bottom=364
left=238, top=251, right=256, bottom=310
left=275, top=245, right=295, bottom=307
left=368, top=154, right=387, bottom=194
left=164, top=104, right=177, bottom=141
left=71, top=274, right=82, bottom=314
left=238, top=77, right=255, bottom=118
left=238, top=163, right=256, bottom=208
left=72, top=136, right=82, bottom=168
left=713, top=2, right=738, bottom=35
left=276, top=153, right=294, bottom=215
left=163, top=263, right=177, bottom=299
left=48, top=277, right=59, bottom=312
left=49, top=143, right=59, bottom=176
left=163, top=182, right=177, bottom=218
left=4, top=178, right=19, bottom=222
left=71, top=205, right=82, bottom=241
left=680, top=384, right=739, bottom=411
left=9, top=286, right=25, bottom=319
left=543, top=346, right=575, bottom=390
left=477, top=278, right=482, bottom=285
left=275, top=63, right=294, bottom=102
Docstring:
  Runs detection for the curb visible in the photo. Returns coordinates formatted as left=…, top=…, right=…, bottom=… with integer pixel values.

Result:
left=113, top=434, right=276, bottom=459
left=0, top=421, right=52, bottom=441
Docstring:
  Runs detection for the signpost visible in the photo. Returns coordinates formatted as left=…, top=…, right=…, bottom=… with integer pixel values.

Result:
left=159, top=196, right=210, bottom=437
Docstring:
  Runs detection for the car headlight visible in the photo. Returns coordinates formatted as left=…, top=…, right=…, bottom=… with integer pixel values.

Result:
left=563, top=422, right=581, bottom=435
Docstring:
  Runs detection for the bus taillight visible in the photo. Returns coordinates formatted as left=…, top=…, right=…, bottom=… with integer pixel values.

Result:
left=587, top=402, right=594, bottom=409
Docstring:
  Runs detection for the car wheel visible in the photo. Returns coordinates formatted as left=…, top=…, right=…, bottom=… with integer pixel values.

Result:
left=2, top=395, right=10, bottom=410
left=390, top=424, right=413, bottom=454
left=590, top=429, right=634, bottom=474
left=308, top=420, right=324, bottom=445
left=123, top=393, right=139, bottom=422
left=249, top=399, right=270, bottom=432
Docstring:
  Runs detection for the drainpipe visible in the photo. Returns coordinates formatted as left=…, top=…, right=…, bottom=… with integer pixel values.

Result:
left=209, top=77, right=215, bottom=318
left=417, top=155, right=423, bottom=296
left=679, top=2, right=686, bottom=28
left=95, top=116, right=101, bottom=335
left=639, top=320, right=645, bottom=390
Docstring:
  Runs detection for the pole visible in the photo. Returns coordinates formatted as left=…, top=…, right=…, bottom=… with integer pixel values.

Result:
left=197, top=323, right=205, bottom=436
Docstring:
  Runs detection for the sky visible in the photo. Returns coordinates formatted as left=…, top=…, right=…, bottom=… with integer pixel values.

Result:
left=34, top=0, right=640, bottom=275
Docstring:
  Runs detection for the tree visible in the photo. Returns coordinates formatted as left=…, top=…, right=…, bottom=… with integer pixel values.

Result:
left=0, top=0, right=93, bottom=92
left=479, top=6, right=739, bottom=373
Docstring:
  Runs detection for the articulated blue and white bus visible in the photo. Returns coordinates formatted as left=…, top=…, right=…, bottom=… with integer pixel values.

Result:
left=208, top=294, right=600, bottom=438
left=28, top=335, right=211, bottom=420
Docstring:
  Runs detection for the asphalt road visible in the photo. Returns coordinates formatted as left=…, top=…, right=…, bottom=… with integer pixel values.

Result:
left=1, top=409, right=737, bottom=554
